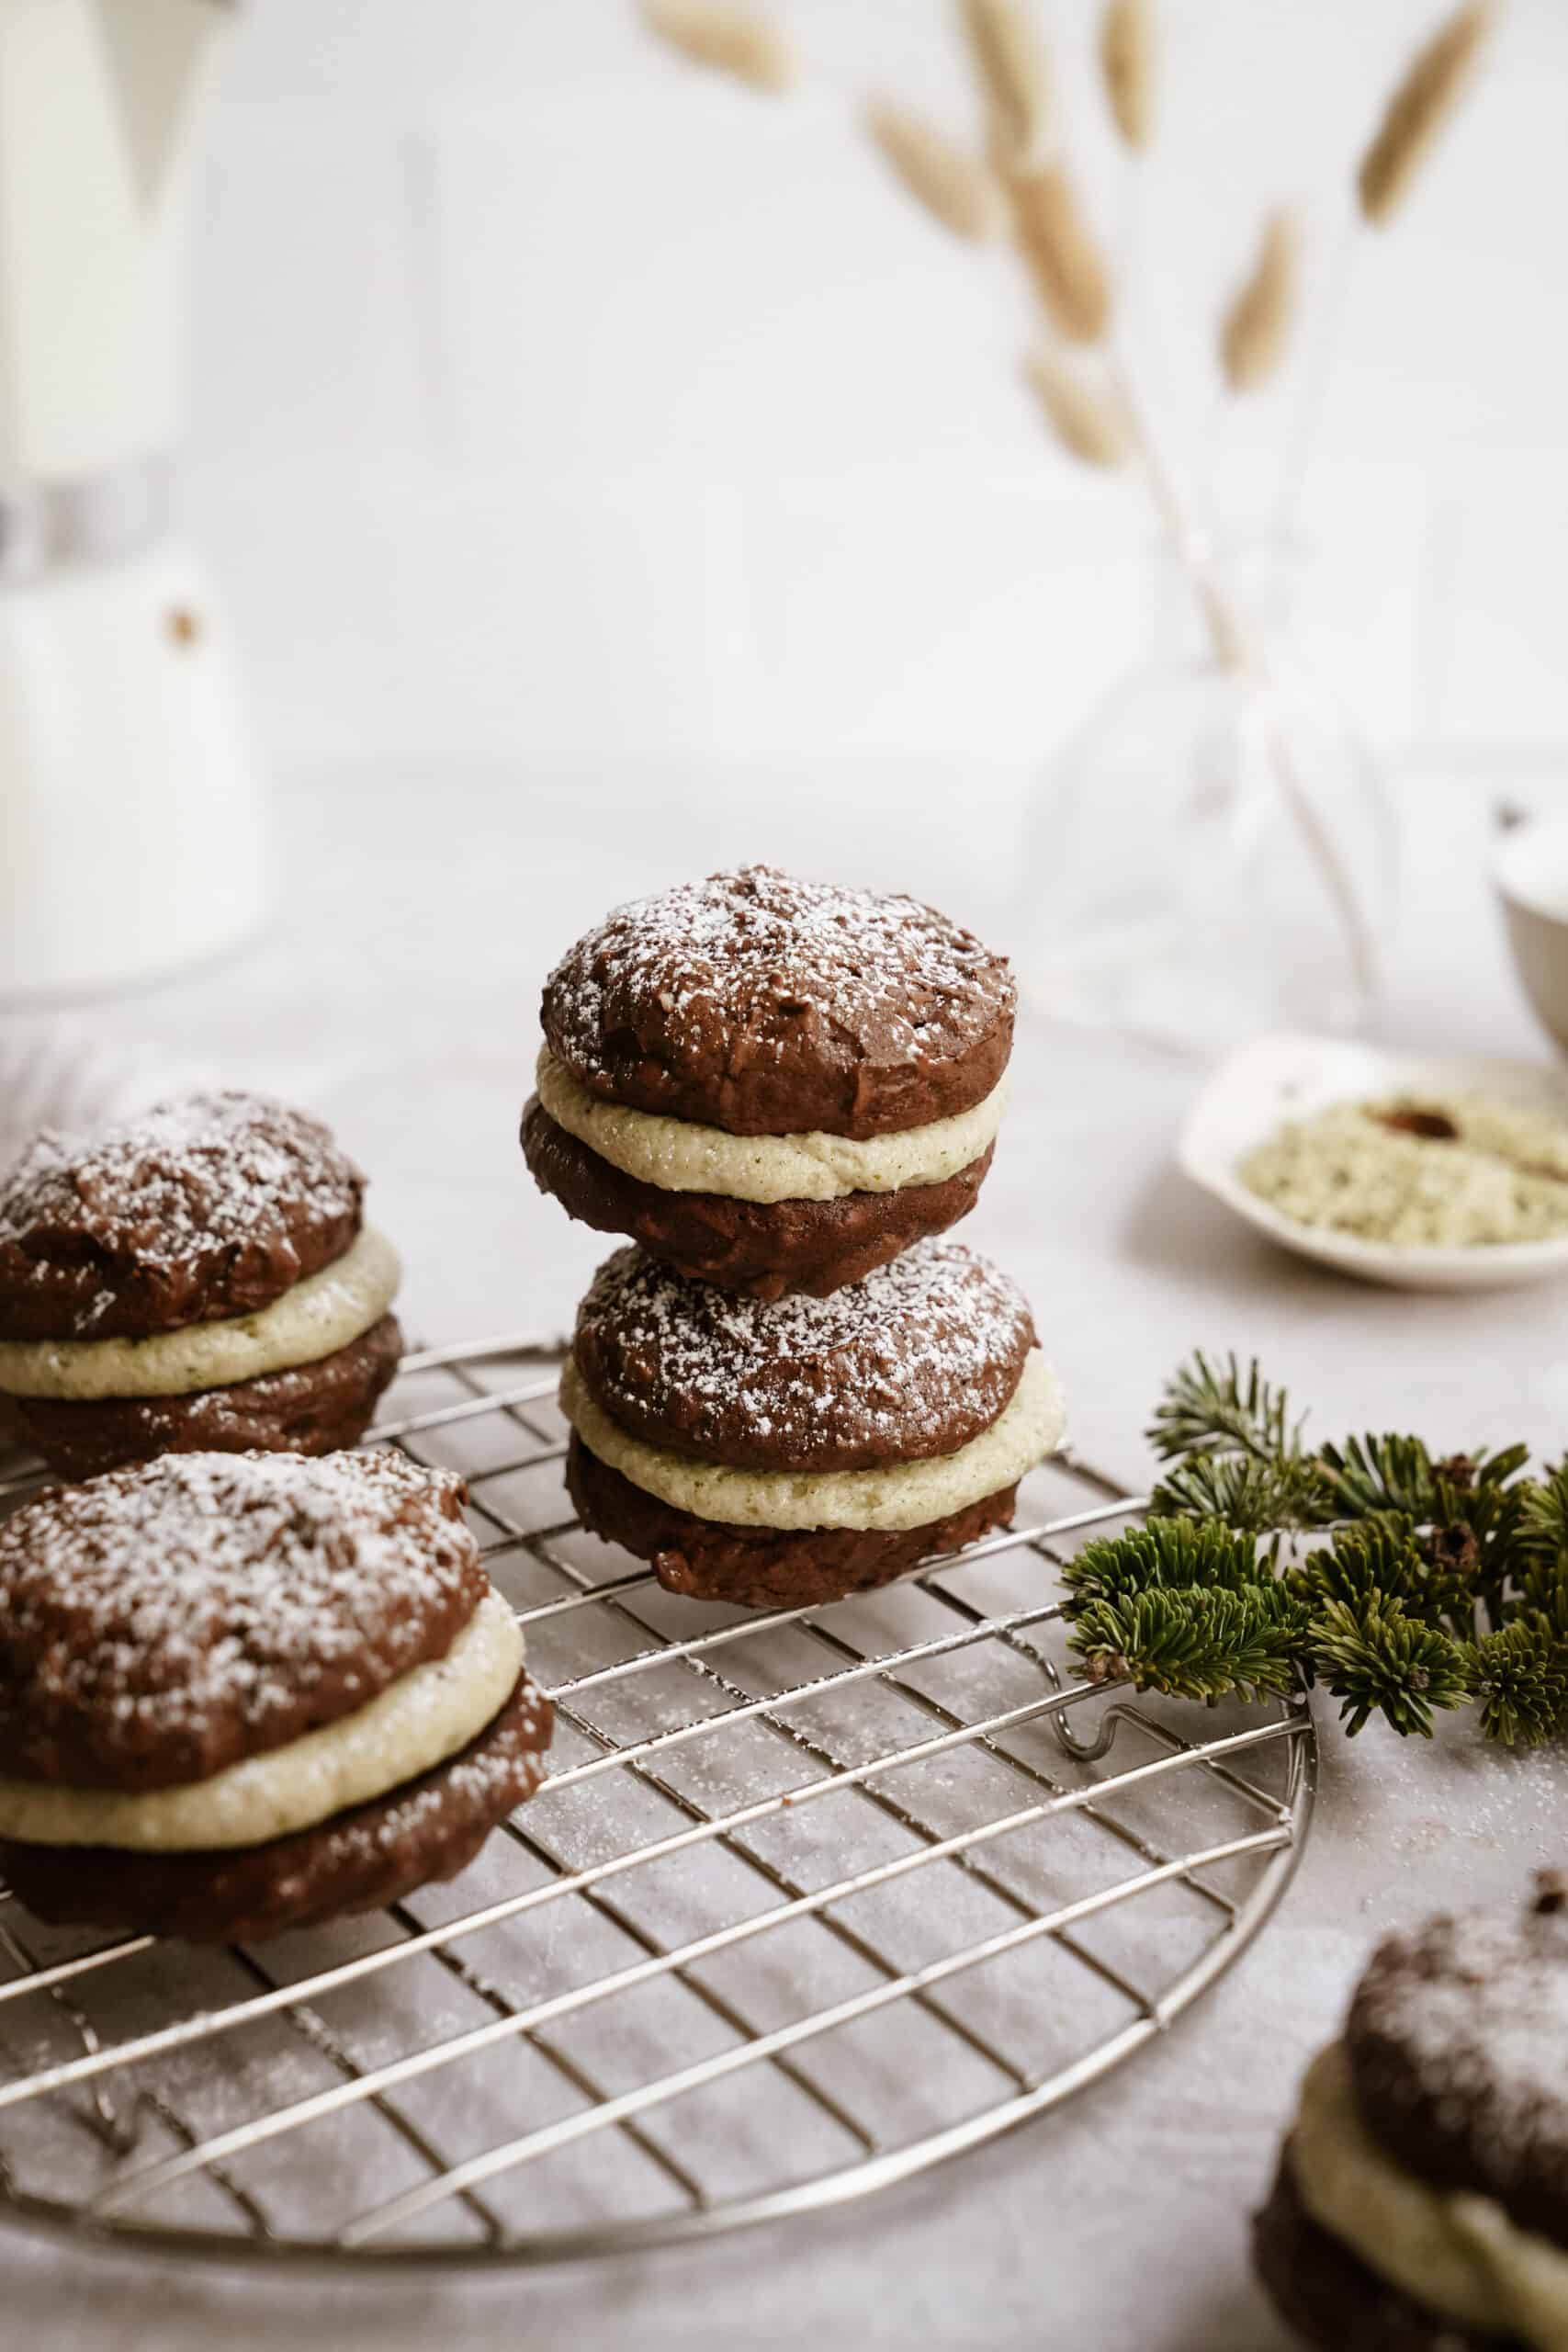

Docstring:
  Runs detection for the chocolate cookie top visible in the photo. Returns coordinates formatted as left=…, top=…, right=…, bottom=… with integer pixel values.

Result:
left=0, top=1450, right=488, bottom=1792
left=1346, top=1883, right=1568, bottom=2248
left=571, top=1238, right=1035, bottom=1472
left=540, top=865, right=1015, bottom=1140
left=0, top=1091, right=366, bottom=1343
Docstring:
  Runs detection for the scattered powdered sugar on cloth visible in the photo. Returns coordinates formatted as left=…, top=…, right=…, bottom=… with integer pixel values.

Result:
left=0, top=1089, right=365, bottom=1340
left=571, top=1237, right=1037, bottom=1471
left=0, top=1450, right=487, bottom=1790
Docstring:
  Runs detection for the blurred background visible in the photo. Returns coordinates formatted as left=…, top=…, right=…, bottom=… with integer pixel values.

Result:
left=2, top=0, right=1564, bottom=1387
left=186, top=0, right=1563, bottom=835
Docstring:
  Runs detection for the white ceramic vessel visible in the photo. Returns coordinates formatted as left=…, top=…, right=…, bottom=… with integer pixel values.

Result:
left=1179, top=1029, right=1568, bottom=1293
left=0, top=0, right=268, bottom=1003
left=1496, top=814, right=1568, bottom=1057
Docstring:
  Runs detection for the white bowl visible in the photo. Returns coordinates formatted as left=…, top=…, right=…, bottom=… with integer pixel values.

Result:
left=1177, top=1030, right=1568, bottom=1292
left=1496, top=814, right=1568, bottom=1055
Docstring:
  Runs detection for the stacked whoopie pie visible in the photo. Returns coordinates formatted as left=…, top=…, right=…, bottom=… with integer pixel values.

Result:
left=0, top=1450, right=554, bottom=1941
left=524, top=865, right=1066, bottom=1608
left=0, top=1090, right=403, bottom=1479
left=1256, top=1877, right=1568, bottom=2352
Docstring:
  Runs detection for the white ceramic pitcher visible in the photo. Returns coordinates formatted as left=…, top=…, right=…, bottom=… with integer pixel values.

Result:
left=0, top=0, right=268, bottom=1002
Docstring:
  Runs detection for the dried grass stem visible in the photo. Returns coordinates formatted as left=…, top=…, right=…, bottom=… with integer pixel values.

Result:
left=864, top=101, right=1008, bottom=242
left=641, top=0, right=795, bottom=95
left=1011, top=164, right=1112, bottom=343
left=1358, top=1, right=1493, bottom=224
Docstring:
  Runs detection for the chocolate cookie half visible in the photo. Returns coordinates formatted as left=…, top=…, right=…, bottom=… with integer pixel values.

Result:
left=1254, top=2148, right=1520, bottom=2352
left=0, top=1451, right=553, bottom=1941
left=1257, top=1881, right=1568, bottom=2352
left=560, top=1239, right=1066, bottom=1608
left=0, top=1091, right=403, bottom=1476
left=524, top=866, right=1015, bottom=1297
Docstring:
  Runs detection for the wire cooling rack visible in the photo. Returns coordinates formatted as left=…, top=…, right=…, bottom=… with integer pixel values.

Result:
left=0, top=1335, right=1314, bottom=2267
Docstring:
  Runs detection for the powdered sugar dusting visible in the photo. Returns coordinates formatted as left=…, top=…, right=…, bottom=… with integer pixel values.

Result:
left=574, top=1237, right=1035, bottom=1469
left=0, top=1450, right=484, bottom=1785
left=322, top=1679, right=550, bottom=1869
left=542, top=865, right=1013, bottom=1127
left=1353, top=1904, right=1568, bottom=2190
left=0, top=1090, right=364, bottom=1340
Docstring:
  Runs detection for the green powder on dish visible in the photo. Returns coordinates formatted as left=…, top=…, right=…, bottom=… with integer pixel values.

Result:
left=1237, top=1094, right=1568, bottom=1249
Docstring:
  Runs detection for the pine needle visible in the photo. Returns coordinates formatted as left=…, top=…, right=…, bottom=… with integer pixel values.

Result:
left=1100, top=0, right=1156, bottom=153
left=1357, top=1, right=1495, bottom=226
left=1148, top=1449, right=1325, bottom=1532
left=864, top=99, right=1009, bottom=243
left=1010, top=164, right=1112, bottom=343
left=1077, top=1347, right=1568, bottom=1747
left=1312, top=1594, right=1473, bottom=1737
left=959, top=0, right=1051, bottom=167
left=1472, top=1617, right=1568, bottom=1747
left=641, top=0, right=795, bottom=95
left=1022, top=350, right=1128, bottom=467
left=1147, top=1351, right=1303, bottom=1466
left=1064, top=1519, right=1270, bottom=1610
left=1072, top=1586, right=1303, bottom=1706
left=1220, top=207, right=1299, bottom=393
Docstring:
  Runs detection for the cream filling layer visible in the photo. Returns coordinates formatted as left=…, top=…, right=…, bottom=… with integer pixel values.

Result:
left=561, top=1348, right=1065, bottom=1532
left=0, top=1226, right=401, bottom=1401
left=1292, top=2041, right=1568, bottom=2352
left=536, top=1048, right=1010, bottom=1204
left=0, top=1589, right=524, bottom=1853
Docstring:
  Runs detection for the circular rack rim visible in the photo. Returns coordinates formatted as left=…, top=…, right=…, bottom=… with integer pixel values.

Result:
left=0, top=1332, right=1318, bottom=2269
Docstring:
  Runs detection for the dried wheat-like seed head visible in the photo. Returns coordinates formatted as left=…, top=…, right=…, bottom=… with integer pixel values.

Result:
left=1100, top=0, right=1156, bottom=152
left=959, top=0, right=1051, bottom=166
left=1023, top=351, right=1129, bottom=468
left=1220, top=207, right=1299, bottom=392
left=1357, top=0, right=1494, bottom=225
left=864, top=100, right=1009, bottom=242
left=1010, top=164, right=1112, bottom=343
left=641, top=0, right=795, bottom=94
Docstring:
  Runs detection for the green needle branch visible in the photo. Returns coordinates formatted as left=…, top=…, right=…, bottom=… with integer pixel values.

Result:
left=1060, top=1351, right=1568, bottom=1746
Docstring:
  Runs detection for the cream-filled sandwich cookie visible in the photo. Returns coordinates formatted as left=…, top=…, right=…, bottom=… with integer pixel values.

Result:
left=1256, top=1880, right=1568, bottom=2352
left=561, top=1238, right=1066, bottom=1609
left=522, top=865, right=1015, bottom=1300
left=0, top=1450, right=553, bottom=1942
left=0, top=1091, right=404, bottom=1478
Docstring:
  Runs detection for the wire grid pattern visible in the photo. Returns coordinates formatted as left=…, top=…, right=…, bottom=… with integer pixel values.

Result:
left=0, top=1336, right=1314, bottom=2265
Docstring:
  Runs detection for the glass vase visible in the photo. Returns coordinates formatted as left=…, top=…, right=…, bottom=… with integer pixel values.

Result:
left=1019, top=544, right=1396, bottom=1055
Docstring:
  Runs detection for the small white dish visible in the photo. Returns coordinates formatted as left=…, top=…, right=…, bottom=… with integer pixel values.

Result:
left=1177, top=1031, right=1568, bottom=1292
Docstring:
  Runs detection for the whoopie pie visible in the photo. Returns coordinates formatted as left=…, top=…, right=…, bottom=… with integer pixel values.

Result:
left=560, top=1237, right=1066, bottom=1609
left=0, top=1449, right=552, bottom=1941
left=1256, top=1877, right=1568, bottom=2352
left=0, top=1091, right=403, bottom=1478
left=522, top=865, right=1014, bottom=1300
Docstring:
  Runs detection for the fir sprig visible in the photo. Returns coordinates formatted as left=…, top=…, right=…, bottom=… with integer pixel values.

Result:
left=1309, top=1594, right=1473, bottom=1738
left=1146, top=1351, right=1303, bottom=1466
left=1059, top=1351, right=1568, bottom=1747
left=1147, top=1449, right=1326, bottom=1533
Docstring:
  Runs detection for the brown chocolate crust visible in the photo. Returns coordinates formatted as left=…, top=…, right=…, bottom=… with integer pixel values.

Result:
left=567, top=1432, right=1018, bottom=1609
left=1253, top=2145, right=1522, bottom=2352
left=0, top=1313, right=403, bottom=1482
left=0, top=1449, right=488, bottom=1792
left=523, top=1096, right=993, bottom=1301
left=0, top=1091, right=367, bottom=1343
left=0, top=1668, right=555, bottom=1944
left=1346, top=1904, right=1568, bottom=2251
left=540, top=865, right=1014, bottom=1141
left=570, top=1240, right=1034, bottom=1474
